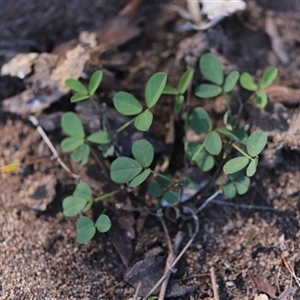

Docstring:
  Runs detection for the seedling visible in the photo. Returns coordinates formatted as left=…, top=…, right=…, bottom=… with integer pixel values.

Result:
left=58, top=52, right=277, bottom=242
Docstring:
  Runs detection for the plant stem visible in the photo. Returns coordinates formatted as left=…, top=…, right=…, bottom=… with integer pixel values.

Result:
left=94, top=189, right=120, bottom=202
left=90, top=95, right=100, bottom=111
left=115, top=118, right=135, bottom=134
left=191, top=143, right=205, bottom=162
left=151, top=171, right=172, bottom=182
left=89, top=146, right=110, bottom=177
left=223, top=92, right=231, bottom=113
left=232, top=143, right=252, bottom=160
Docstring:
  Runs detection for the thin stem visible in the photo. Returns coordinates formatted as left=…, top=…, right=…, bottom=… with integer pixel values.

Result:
left=223, top=92, right=231, bottom=113
left=89, top=146, right=110, bottom=177
left=234, top=95, right=244, bottom=128
left=115, top=118, right=135, bottom=134
left=151, top=171, right=172, bottom=182
left=94, top=189, right=120, bottom=202
left=90, top=95, right=100, bottom=111
left=232, top=143, right=252, bottom=160
left=191, top=143, right=205, bottom=162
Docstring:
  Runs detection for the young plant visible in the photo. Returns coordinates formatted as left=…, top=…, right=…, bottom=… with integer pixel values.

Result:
left=62, top=181, right=115, bottom=243
left=113, top=72, right=167, bottom=131
left=61, top=71, right=169, bottom=243
left=240, top=66, right=278, bottom=108
left=184, top=53, right=275, bottom=198
left=60, top=53, right=277, bottom=243
left=110, top=139, right=154, bottom=187
left=65, top=70, right=103, bottom=102
left=163, top=68, right=195, bottom=114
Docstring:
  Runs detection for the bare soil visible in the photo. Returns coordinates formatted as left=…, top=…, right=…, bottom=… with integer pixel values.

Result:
left=0, top=1, right=300, bottom=299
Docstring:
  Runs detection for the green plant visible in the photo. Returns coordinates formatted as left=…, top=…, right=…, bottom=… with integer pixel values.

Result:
left=60, top=53, right=277, bottom=243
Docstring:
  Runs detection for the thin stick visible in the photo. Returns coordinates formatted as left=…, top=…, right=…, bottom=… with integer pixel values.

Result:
left=28, top=115, right=80, bottom=180
left=282, top=254, right=300, bottom=288
left=133, top=282, right=142, bottom=300
left=210, top=266, right=220, bottom=300
left=158, top=222, right=185, bottom=300
left=143, top=214, right=199, bottom=300
left=195, top=190, right=221, bottom=214
left=211, top=199, right=279, bottom=212
left=158, top=218, right=174, bottom=300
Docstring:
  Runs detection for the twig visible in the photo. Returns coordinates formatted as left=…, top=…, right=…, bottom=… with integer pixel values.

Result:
left=133, top=282, right=142, bottom=300
left=158, top=219, right=184, bottom=300
left=281, top=254, right=300, bottom=288
left=210, top=266, right=220, bottom=300
left=143, top=214, right=199, bottom=300
left=28, top=115, right=80, bottom=180
left=195, top=190, right=221, bottom=214
left=211, top=199, right=279, bottom=212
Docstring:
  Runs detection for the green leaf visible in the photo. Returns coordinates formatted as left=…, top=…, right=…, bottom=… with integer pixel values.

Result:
left=76, top=216, right=96, bottom=244
left=148, top=182, right=163, bottom=198
left=156, top=174, right=172, bottom=189
left=70, top=93, right=90, bottom=103
left=174, top=95, right=184, bottom=114
left=88, top=70, right=103, bottom=95
left=223, top=183, right=236, bottom=199
left=63, top=196, right=87, bottom=217
left=74, top=182, right=93, bottom=199
left=204, top=131, right=222, bottom=155
left=71, top=144, right=90, bottom=165
left=260, top=67, right=278, bottom=89
left=99, top=143, right=114, bottom=158
left=197, top=153, right=214, bottom=171
left=65, top=78, right=88, bottom=95
left=186, top=143, right=215, bottom=171
left=87, top=131, right=112, bottom=144
left=195, top=84, right=222, bottom=98
left=240, top=73, right=258, bottom=91
left=61, top=112, right=85, bottom=138
left=134, top=110, right=153, bottom=131
left=113, top=92, right=143, bottom=116
left=246, top=157, right=258, bottom=177
left=234, top=176, right=250, bottom=195
left=199, top=53, right=223, bottom=85
left=129, top=169, right=151, bottom=187
left=217, top=127, right=239, bottom=142
left=162, top=86, right=179, bottom=95
left=246, top=131, right=268, bottom=156
left=95, top=214, right=111, bottom=233
left=164, top=191, right=179, bottom=205
left=255, top=89, right=268, bottom=108
left=223, top=157, right=250, bottom=174
left=223, top=70, right=239, bottom=93
left=145, top=72, right=167, bottom=108
left=232, top=128, right=248, bottom=145
left=132, top=139, right=154, bottom=167
left=71, top=149, right=83, bottom=162
left=61, top=137, right=84, bottom=152
left=82, top=198, right=93, bottom=212
left=80, top=144, right=90, bottom=165
left=189, top=107, right=212, bottom=133
left=110, top=157, right=142, bottom=183
left=228, top=171, right=243, bottom=181
left=178, top=68, right=194, bottom=94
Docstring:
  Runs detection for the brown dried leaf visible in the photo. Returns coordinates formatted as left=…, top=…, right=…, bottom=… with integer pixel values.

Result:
left=252, top=275, right=277, bottom=299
